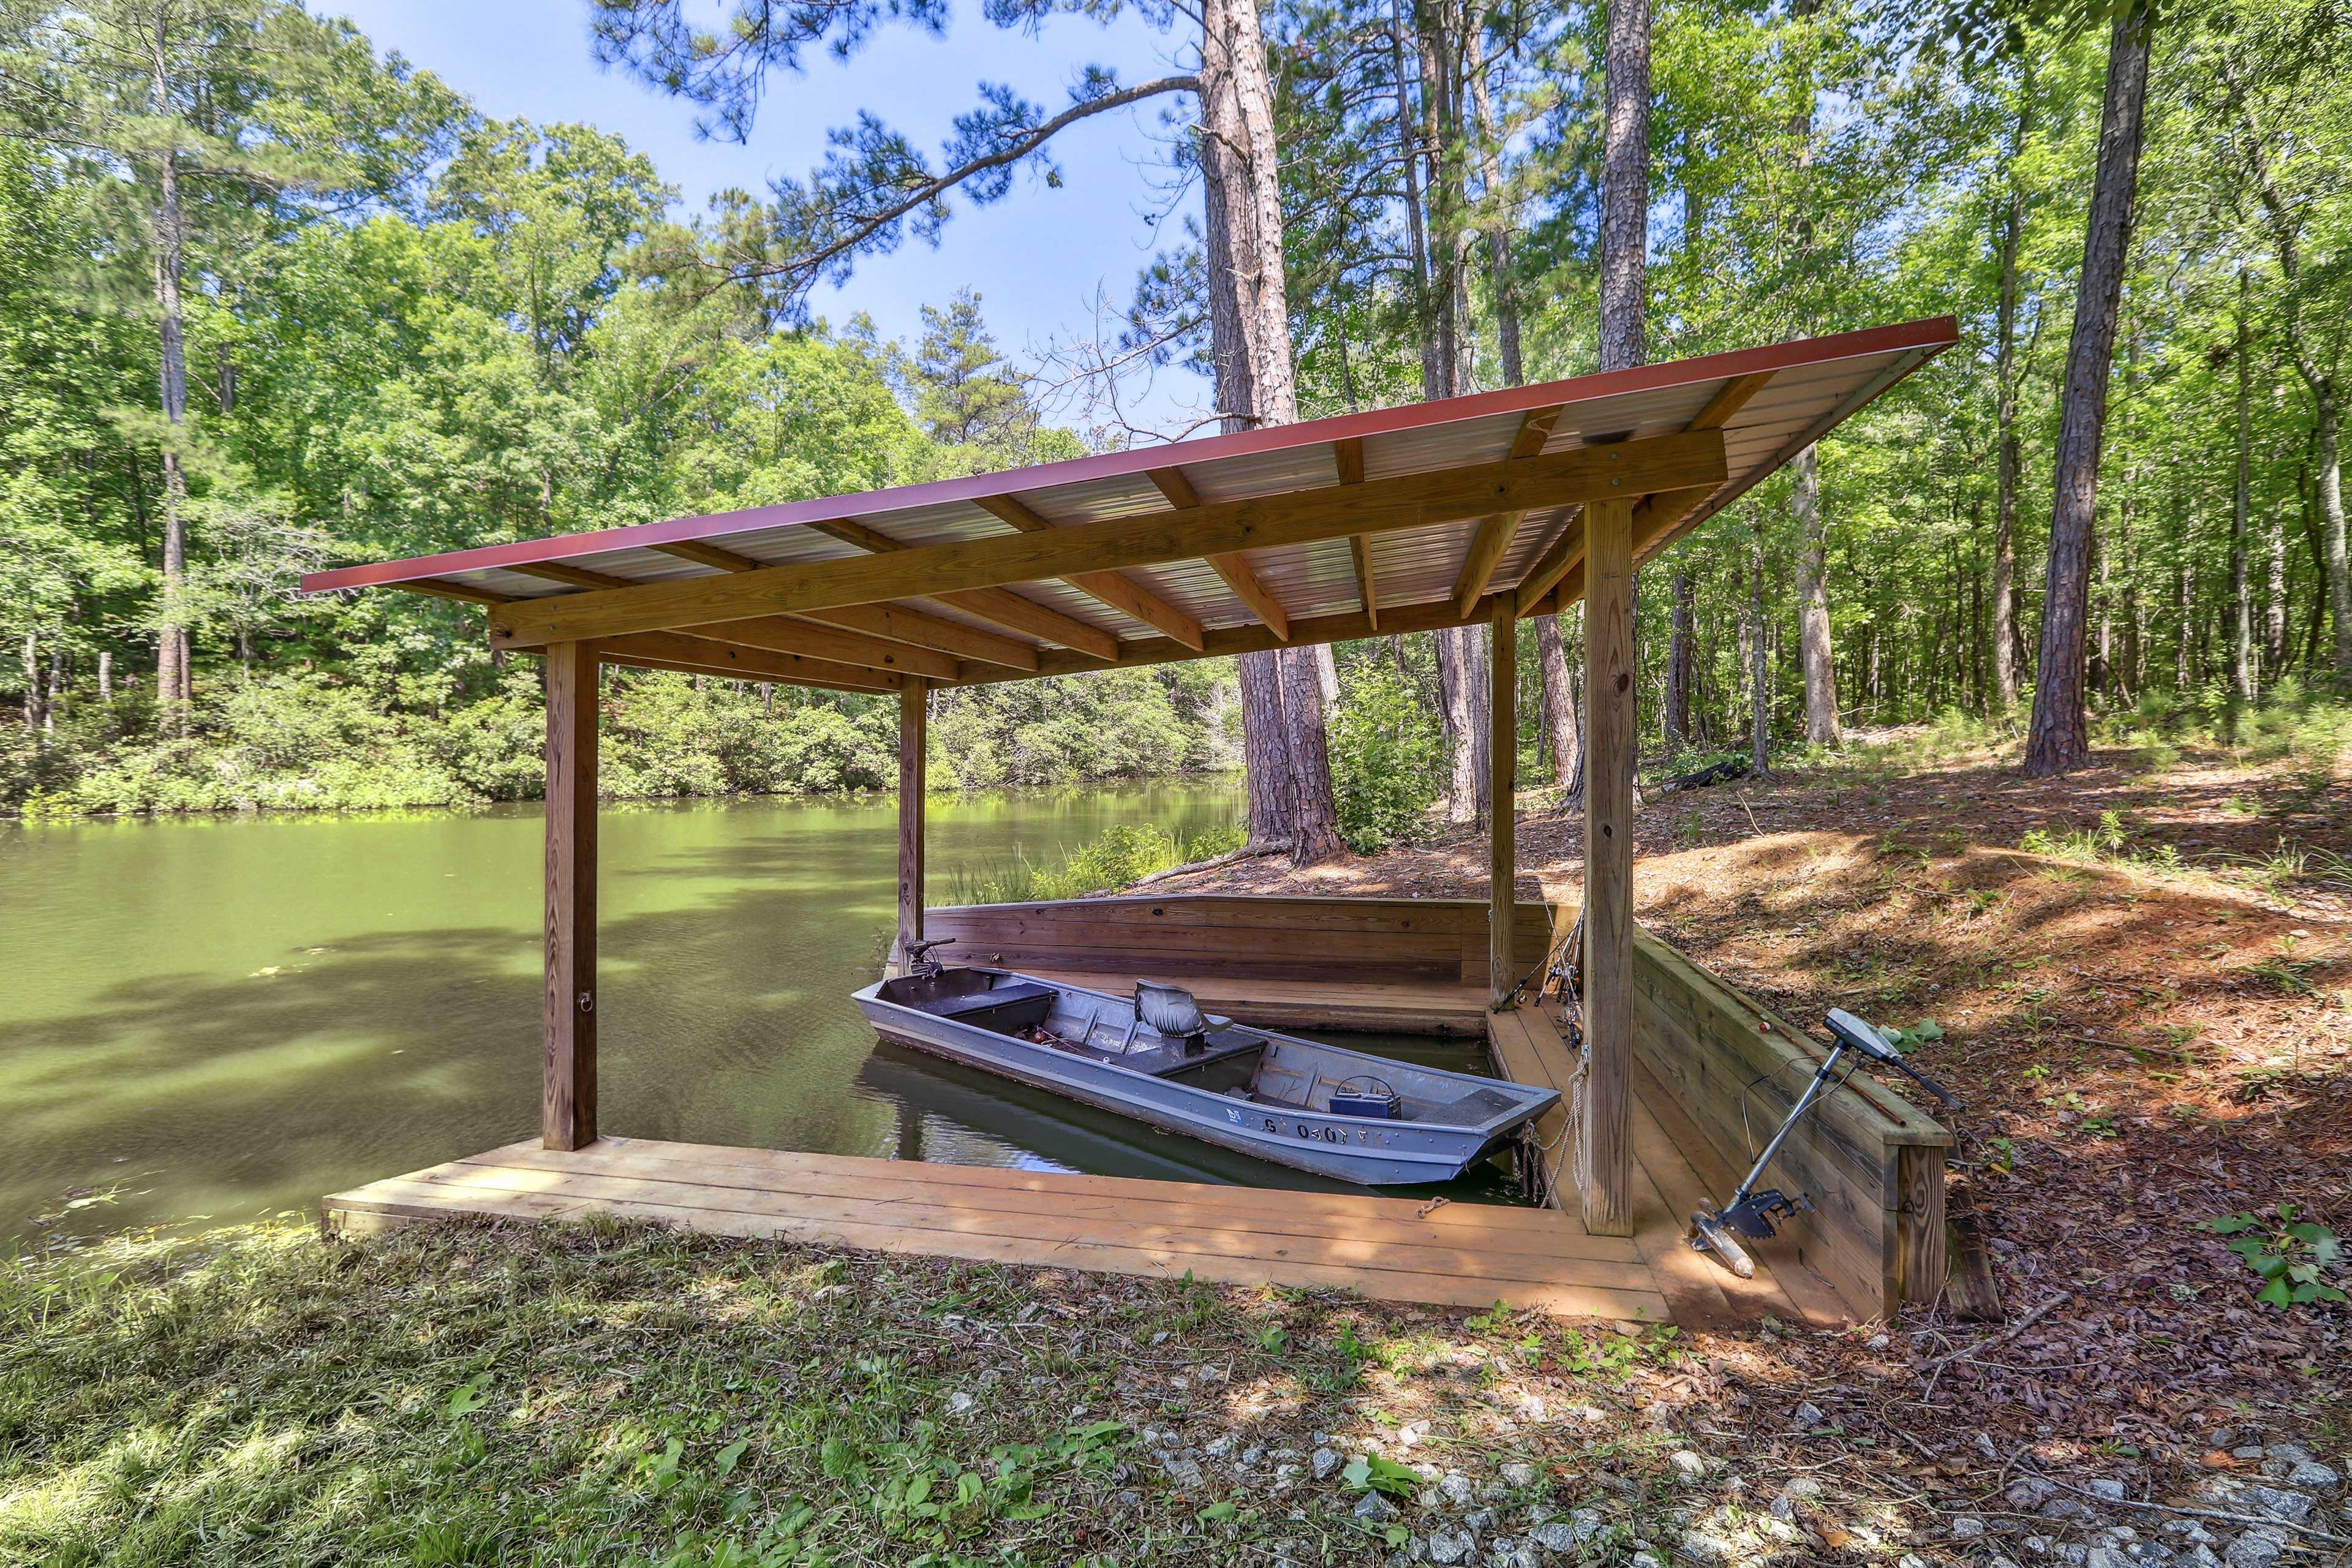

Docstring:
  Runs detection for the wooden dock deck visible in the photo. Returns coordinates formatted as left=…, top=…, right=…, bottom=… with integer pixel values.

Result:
left=324, top=1134, right=1675, bottom=1321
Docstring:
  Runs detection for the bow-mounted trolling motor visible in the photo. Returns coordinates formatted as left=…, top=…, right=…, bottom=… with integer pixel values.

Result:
left=903, top=937, right=958, bottom=979
left=1689, top=1006, right=1964, bottom=1280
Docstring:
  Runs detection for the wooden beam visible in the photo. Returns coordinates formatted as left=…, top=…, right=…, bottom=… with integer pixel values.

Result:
left=1206, top=552, right=1291, bottom=640
left=801, top=602, right=1040, bottom=671
left=1488, top=602, right=1518, bottom=1008
left=1452, top=511, right=1523, bottom=616
left=406, top=578, right=512, bottom=606
left=601, top=631, right=907, bottom=692
left=488, top=431, right=1728, bottom=649
left=651, top=539, right=764, bottom=573
left=1148, top=466, right=1293, bottom=642
left=1332, top=437, right=1365, bottom=484
left=649, top=539, right=1044, bottom=672
left=805, top=518, right=1118, bottom=660
left=1514, top=513, right=1586, bottom=615
left=1510, top=404, right=1567, bottom=458
left=1351, top=535, right=1379, bottom=630
left=599, top=646, right=900, bottom=696
left=897, top=685, right=927, bottom=970
left=543, top=641, right=597, bottom=1152
left=1333, top=438, right=1374, bottom=626
left=975, top=494, right=1205, bottom=649
left=511, top=561, right=631, bottom=590
left=1688, top=369, right=1776, bottom=432
left=1580, top=494, right=1637, bottom=1237
left=707, top=616, right=959, bottom=681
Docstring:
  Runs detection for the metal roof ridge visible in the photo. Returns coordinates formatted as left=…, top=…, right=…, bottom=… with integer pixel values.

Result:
left=302, top=316, right=1958, bottom=594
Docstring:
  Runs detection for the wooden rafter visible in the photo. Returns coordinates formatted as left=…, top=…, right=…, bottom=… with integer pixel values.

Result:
left=975, top=494, right=1205, bottom=650
left=1451, top=511, right=1523, bottom=616
left=1513, top=514, right=1586, bottom=616
left=1687, top=369, right=1776, bottom=432
left=804, top=519, right=1119, bottom=660
left=1148, top=466, right=1292, bottom=641
left=1505, top=374, right=1770, bottom=616
left=599, top=631, right=908, bottom=693
left=713, top=616, right=960, bottom=681
left=510, top=561, right=631, bottom=590
left=1333, top=437, right=1374, bottom=629
left=406, top=579, right=513, bottom=606
left=651, top=540, right=1040, bottom=671
left=1452, top=405, right=1566, bottom=617
left=486, top=431, right=1729, bottom=649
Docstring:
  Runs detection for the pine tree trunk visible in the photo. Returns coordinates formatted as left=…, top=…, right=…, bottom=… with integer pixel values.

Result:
left=2231, top=271, right=2255, bottom=707
left=2025, top=0, right=2152, bottom=775
left=1598, top=0, right=1649, bottom=374
left=1665, top=569, right=1694, bottom=745
left=152, top=143, right=191, bottom=723
left=1989, top=76, right=2032, bottom=712
left=1535, top=612, right=1580, bottom=787
left=1200, top=0, right=1326, bottom=855
left=1237, top=650, right=1296, bottom=853
left=1794, top=446, right=1841, bottom=744
left=2320, top=401, right=2351, bottom=677
left=1281, top=647, right=1347, bottom=862
left=1748, top=524, right=1770, bottom=775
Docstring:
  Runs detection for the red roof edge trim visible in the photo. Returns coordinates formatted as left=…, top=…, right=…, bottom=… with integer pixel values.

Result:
left=302, top=316, right=1959, bottom=595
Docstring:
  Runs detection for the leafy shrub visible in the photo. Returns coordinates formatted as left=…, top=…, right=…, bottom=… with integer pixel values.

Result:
left=945, top=821, right=1243, bottom=905
left=1325, top=665, right=1445, bottom=853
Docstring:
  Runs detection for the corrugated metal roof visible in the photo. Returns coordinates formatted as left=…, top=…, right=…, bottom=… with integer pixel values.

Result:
left=303, top=318, right=1956, bottom=677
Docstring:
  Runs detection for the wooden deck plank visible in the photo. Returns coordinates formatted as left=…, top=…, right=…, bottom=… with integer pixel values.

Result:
left=450, top=1140, right=1640, bottom=1259
left=339, top=1164, right=1664, bottom=1293
left=456, top=1137, right=1580, bottom=1235
left=322, top=1143, right=1672, bottom=1321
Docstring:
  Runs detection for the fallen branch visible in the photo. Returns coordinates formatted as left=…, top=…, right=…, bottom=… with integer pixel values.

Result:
left=1128, top=842, right=1294, bottom=888
left=2016, top=1466, right=2352, bottom=1548
left=1919, top=1292, right=2069, bottom=1398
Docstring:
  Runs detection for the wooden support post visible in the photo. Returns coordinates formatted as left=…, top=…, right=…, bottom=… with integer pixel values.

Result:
left=1580, top=495, right=1636, bottom=1236
left=897, top=682, right=927, bottom=968
left=543, top=640, right=598, bottom=1152
left=1488, top=602, right=1517, bottom=1007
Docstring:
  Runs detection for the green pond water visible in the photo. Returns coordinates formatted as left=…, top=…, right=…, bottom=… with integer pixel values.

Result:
left=2, top=784, right=1521, bottom=1248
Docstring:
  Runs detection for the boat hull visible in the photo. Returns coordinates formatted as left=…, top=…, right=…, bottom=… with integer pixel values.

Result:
left=853, top=970, right=1556, bottom=1186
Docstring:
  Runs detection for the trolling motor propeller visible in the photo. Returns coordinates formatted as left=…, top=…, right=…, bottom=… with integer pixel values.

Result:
left=1688, top=1008, right=1963, bottom=1280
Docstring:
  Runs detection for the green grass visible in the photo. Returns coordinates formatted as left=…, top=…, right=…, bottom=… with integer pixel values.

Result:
left=0, top=1219, right=1697, bottom=1567
left=942, top=821, right=1243, bottom=906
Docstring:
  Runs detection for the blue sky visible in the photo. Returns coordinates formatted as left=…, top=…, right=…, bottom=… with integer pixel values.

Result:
left=328, top=0, right=1211, bottom=434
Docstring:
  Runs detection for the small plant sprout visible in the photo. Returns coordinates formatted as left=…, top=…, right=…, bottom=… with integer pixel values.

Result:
left=2200, top=1205, right=2346, bottom=1311
left=1873, top=1018, right=1945, bottom=1055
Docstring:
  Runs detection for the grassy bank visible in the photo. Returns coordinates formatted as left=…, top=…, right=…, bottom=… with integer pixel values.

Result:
left=0, top=1219, right=1713, bottom=1567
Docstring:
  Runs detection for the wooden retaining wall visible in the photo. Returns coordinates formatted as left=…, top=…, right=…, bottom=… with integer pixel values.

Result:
left=1626, top=927, right=1951, bottom=1317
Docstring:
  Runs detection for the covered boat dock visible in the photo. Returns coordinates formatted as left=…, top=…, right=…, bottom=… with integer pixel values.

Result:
left=309, top=318, right=1958, bottom=1325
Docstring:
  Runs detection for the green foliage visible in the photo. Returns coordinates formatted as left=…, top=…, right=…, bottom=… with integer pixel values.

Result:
left=944, top=820, right=1245, bottom=905
left=2201, top=1205, right=2347, bottom=1312
left=1340, top=1452, right=1420, bottom=1496
left=1325, top=665, right=1446, bottom=853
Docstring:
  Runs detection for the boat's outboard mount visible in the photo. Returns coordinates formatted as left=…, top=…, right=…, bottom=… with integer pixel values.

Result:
left=1133, top=979, right=1212, bottom=1055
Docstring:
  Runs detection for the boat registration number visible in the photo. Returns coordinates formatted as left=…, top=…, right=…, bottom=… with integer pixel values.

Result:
left=1229, top=1108, right=1379, bottom=1145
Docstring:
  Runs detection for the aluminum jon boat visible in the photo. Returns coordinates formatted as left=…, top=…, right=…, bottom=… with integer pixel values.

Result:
left=853, top=963, right=1559, bottom=1186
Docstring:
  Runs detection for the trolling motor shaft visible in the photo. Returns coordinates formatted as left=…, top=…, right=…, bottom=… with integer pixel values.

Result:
left=1688, top=1007, right=1964, bottom=1280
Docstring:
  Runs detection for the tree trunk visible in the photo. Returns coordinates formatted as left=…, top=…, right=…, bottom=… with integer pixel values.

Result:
left=1598, top=0, right=1649, bottom=374
left=1535, top=611, right=1581, bottom=787
left=1665, top=568, right=1694, bottom=745
left=98, top=649, right=113, bottom=703
left=2321, top=402, right=2350, bottom=676
left=2230, top=270, right=2255, bottom=708
left=1748, top=521, right=1770, bottom=775
left=19, top=630, right=37, bottom=735
left=1200, top=0, right=1325, bottom=856
left=1437, top=623, right=1488, bottom=822
left=1793, top=445, right=1841, bottom=744
left=2024, top=0, right=2152, bottom=776
left=1237, top=650, right=1296, bottom=853
left=152, top=143, right=191, bottom=722
left=1281, top=647, right=1347, bottom=862
left=1990, top=72, right=2032, bottom=712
